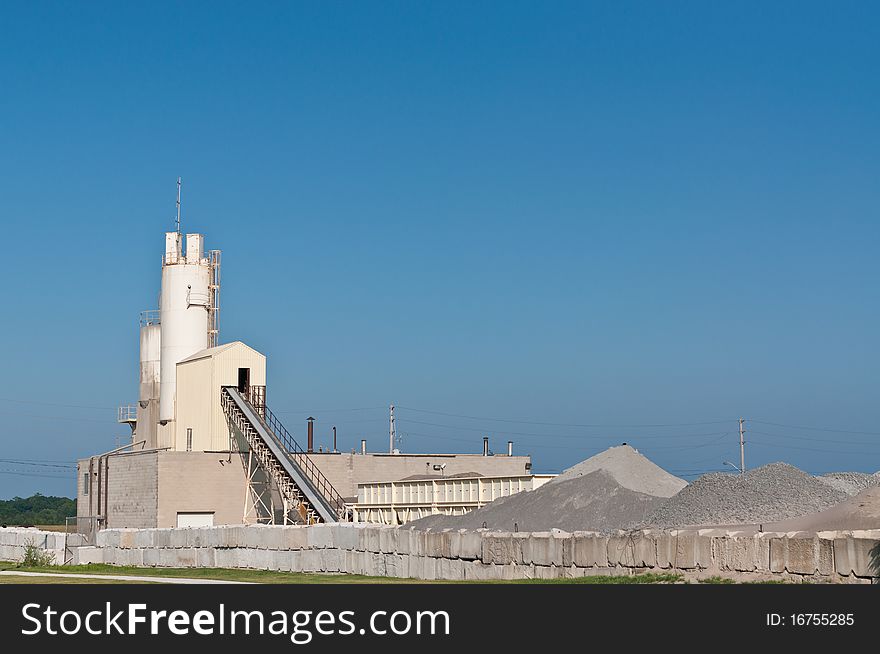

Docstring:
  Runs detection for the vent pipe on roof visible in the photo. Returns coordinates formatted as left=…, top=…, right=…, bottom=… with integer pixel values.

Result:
left=483, top=436, right=490, bottom=456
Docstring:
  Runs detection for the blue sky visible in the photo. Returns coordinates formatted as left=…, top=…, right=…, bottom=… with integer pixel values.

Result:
left=0, top=2, right=878, bottom=499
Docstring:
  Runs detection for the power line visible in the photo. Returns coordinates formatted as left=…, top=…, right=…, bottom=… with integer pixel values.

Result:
left=0, top=469, right=73, bottom=480
left=0, top=397, right=114, bottom=411
left=396, top=406, right=734, bottom=428
left=750, top=419, right=880, bottom=436
left=0, top=411, right=111, bottom=424
left=0, top=460, right=76, bottom=469
left=748, top=440, right=880, bottom=456
left=749, top=429, right=880, bottom=446
left=273, top=406, right=385, bottom=415
left=398, top=416, right=730, bottom=441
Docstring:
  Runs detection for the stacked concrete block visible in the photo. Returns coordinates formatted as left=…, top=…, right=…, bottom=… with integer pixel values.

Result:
left=38, top=523, right=880, bottom=583
left=408, top=529, right=428, bottom=556
left=365, top=552, right=388, bottom=577
left=201, top=526, right=229, bottom=548
left=331, top=524, right=360, bottom=550
left=653, top=531, right=675, bottom=569
left=197, top=548, right=215, bottom=568
left=306, top=524, right=333, bottom=549
left=96, top=530, right=120, bottom=548
left=606, top=533, right=631, bottom=567
left=298, top=549, right=324, bottom=573
left=186, top=527, right=212, bottom=548
left=395, top=528, right=415, bottom=555
left=344, top=550, right=368, bottom=576
left=378, top=525, right=398, bottom=553
left=462, top=560, right=498, bottom=580
left=426, top=529, right=455, bottom=558
left=521, top=531, right=567, bottom=566
left=118, top=529, right=137, bottom=549
left=73, top=546, right=104, bottom=565
left=385, top=553, right=411, bottom=578
left=153, top=529, right=173, bottom=548
left=134, top=529, right=154, bottom=548
left=116, top=547, right=144, bottom=567
left=833, top=531, right=880, bottom=578
left=481, top=531, right=526, bottom=565
left=768, top=533, right=835, bottom=577
left=715, top=532, right=763, bottom=572
left=457, top=529, right=483, bottom=560
left=533, top=565, right=564, bottom=579
left=663, top=531, right=713, bottom=569
left=143, top=548, right=161, bottom=567
left=169, top=528, right=189, bottom=549
left=569, top=532, right=609, bottom=568
left=359, top=525, right=384, bottom=553
left=159, top=547, right=196, bottom=568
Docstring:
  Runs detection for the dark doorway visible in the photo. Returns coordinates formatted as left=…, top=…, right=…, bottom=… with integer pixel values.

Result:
left=237, top=367, right=250, bottom=393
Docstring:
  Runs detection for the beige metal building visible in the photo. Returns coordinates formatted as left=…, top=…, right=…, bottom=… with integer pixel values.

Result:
left=171, top=341, right=266, bottom=451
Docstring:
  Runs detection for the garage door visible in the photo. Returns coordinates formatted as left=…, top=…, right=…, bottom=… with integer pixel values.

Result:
left=176, top=512, right=215, bottom=528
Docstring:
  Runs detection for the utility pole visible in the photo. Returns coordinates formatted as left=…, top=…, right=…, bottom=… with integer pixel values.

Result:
left=738, top=417, right=746, bottom=476
left=389, top=404, right=396, bottom=454
left=176, top=176, right=182, bottom=233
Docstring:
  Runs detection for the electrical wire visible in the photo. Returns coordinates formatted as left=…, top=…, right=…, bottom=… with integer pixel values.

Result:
left=397, top=416, right=730, bottom=441
left=0, top=397, right=114, bottom=410
left=748, top=429, right=880, bottom=446
left=748, top=440, right=880, bottom=456
left=397, top=405, right=734, bottom=428
left=0, top=460, right=75, bottom=469
left=750, top=419, right=880, bottom=436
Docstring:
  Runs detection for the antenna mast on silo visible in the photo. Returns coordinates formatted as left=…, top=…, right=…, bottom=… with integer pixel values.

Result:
left=176, top=176, right=182, bottom=234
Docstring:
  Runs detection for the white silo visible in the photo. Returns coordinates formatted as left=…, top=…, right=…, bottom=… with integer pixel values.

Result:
left=136, top=311, right=161, bottom=448
left=158, top=231, right=216, bottom=422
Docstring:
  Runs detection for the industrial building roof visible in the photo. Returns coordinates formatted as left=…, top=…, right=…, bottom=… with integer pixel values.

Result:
left=178, top=341, right=255, bottom=364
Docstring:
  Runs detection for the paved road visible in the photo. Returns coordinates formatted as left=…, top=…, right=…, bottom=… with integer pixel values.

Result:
left=0, top=571, right=253, bottom=584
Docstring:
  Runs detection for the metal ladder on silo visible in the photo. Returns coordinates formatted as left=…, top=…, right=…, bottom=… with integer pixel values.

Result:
left=221, top=386, right=347, bottom=524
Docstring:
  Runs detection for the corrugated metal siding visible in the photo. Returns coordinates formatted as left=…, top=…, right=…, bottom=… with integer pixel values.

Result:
left=173, top=341, right=266, bottom=452
left=175, top=356, right=212, bottom=451
left=209, top=343, right=266, bottom=450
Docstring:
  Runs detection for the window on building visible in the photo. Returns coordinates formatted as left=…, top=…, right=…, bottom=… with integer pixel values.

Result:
left=186, top=428, right=193, bottom=452
left=83, top=472, right=90, bottom=495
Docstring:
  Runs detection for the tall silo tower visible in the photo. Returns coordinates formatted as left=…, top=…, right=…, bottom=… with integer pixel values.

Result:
left=136, top=310, right=161, bottom=448
left=158, top=231, right=220, bottom=425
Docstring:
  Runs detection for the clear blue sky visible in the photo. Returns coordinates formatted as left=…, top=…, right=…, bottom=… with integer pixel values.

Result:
left=0, top=2, right=878, bottom=499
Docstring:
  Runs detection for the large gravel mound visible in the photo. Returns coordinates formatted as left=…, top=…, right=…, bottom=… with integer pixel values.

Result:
left=645, top=462, right=848, bottom=528
left=763, top=486, right=880, bottom=532
left=409, top=469, right=663, bottom=533
left=550, top=444, right=686, bottom=498
left=816, top=472, right=880, bottom=497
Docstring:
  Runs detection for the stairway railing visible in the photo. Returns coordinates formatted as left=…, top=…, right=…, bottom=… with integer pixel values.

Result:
left=222, top=386, right=346, bottom=521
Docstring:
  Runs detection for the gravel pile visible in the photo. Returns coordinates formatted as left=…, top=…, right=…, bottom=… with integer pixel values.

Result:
left=816, top=472, right=880, bottom=497
left=409, top=469, right=664, bottom=533
left=550, top=444, right=687, bottom=498
left=645, top=462, right=849, bottom=528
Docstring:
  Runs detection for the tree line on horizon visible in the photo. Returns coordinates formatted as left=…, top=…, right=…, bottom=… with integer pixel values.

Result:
left=0, top=494, right=75, bottom=526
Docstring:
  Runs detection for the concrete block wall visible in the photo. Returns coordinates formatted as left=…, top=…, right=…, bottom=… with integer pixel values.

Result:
left=55, top=524, right=880, bottom=583
left=0, top=528, right=66, bottom=564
